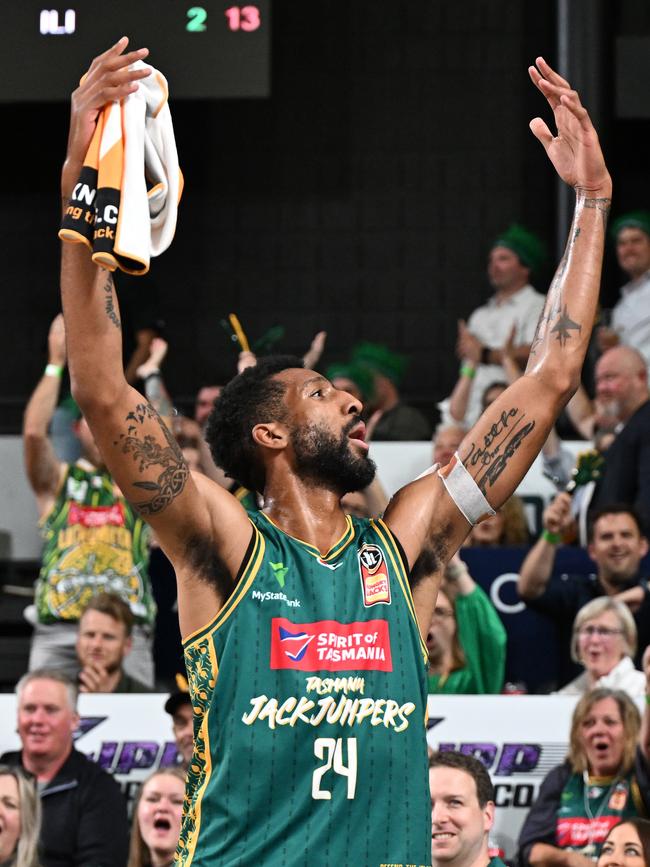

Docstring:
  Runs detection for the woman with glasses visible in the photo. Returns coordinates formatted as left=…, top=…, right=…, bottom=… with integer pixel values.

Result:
left=556, top=598, right=645, bottom=698
left=518, top=687, right=650, bottom=865
left=415, top=550, right=507, bottom=694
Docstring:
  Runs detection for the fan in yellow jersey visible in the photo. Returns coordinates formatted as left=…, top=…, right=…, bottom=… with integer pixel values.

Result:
left=59, top=38, right=612, bottom=867
left=23, top=314, right=155, bottom=685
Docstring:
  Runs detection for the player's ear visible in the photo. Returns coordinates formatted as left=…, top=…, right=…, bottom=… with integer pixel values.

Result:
left=251, top=422, right=288, bottom=451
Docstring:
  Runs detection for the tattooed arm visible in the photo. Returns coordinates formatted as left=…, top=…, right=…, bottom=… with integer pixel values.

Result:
left=59, top=39, right=252, bottom=638
left=384, top=57, right=611, bottom=635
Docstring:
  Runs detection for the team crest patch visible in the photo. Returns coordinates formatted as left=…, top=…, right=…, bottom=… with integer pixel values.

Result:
left=358, top=544, right=391, bottom=607
left=608, top=781, right=629, bottom=811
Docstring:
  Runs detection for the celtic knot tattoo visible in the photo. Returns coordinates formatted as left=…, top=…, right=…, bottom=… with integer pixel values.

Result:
left=114, top=403, right=188, bottom=516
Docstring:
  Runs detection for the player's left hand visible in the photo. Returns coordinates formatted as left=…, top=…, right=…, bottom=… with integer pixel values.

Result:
left=528, top=57, right=611, bottom=195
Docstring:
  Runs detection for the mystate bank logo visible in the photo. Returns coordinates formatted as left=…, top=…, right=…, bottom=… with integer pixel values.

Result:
left=270, top=617, right=393, bottom=672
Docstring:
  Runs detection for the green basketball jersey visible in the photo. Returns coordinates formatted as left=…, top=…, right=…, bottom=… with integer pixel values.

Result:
left=178, top=512, right=431, bottom=867
left=36, top=460, right=155, bottom=625
left=556, top=768, right=645, bottom=856
left=232, top=484, right=260, bottom=513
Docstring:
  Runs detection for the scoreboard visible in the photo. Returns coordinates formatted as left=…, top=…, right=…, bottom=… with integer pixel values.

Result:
left=0, top=1, right=271, bottom=101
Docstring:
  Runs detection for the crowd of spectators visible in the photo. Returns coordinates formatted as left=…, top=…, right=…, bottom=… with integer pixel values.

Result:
left=4, top=208, right=650, bottom=865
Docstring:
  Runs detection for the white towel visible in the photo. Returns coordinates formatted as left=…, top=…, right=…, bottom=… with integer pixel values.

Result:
left=60, top=61, right=183, bottom=275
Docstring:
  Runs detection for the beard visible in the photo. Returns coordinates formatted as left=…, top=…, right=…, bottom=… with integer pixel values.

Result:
left=291, top=418, right=376, bottom=494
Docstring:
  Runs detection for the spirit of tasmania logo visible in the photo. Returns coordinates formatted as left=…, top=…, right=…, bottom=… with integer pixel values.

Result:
left=270, top=617, right=392, bottom=672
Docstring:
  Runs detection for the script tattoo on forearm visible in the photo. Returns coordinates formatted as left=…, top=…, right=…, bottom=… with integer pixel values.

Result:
left=114, top=403, right=188, bottom=515
left=464, top=406, right=536, bottom=494
left=102, top=274, right=121, bottom=330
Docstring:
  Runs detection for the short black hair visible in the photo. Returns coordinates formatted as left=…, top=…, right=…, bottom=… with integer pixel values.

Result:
left=164, top=690, right=191, bottom=716
left=428, top=750, right=495, bottom=807
left=587, top=503, right=647, bottom=543
left=205, top=355, right=304, bottom=493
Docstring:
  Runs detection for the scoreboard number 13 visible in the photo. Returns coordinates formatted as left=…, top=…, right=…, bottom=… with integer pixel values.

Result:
left=185, top=6, right=261, bottom=32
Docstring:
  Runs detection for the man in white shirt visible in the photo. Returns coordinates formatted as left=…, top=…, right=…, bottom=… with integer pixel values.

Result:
left=453, top=225, right=546, bottom=425
left=598, top=210, right=650, bottom=367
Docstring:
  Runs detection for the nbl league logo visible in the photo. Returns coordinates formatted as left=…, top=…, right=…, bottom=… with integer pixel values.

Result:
left=358, top=544, right=391, bottom=607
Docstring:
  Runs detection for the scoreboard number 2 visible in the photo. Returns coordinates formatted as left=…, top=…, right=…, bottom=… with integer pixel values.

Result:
left=312, top=737, right=358, bottom=800
left=186, top=7, right=207, bottom=32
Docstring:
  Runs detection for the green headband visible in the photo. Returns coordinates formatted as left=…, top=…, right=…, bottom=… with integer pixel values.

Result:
left=325, top=362, right=375, bottom=401
left=350, top=342, right=408, bottom=385
left=610, top=210, right=650, bottom=241
left=492, top=223, right=547, bottom=274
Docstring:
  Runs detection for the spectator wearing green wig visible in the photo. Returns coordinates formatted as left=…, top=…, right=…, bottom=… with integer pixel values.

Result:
left=447, top=223, right=547, bottom=427
left=350, top=342, right=432, bottom=441
left=325, top=361, right=375, bottom=404
left=598, top=210, right=650, bottom=367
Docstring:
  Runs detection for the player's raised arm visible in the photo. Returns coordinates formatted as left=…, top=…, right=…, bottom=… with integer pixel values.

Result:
left=456, top=58, right=612, bottom=502
left=385, top=58, right=611, bottom=610
left=59, top=39, right=252, bottom=634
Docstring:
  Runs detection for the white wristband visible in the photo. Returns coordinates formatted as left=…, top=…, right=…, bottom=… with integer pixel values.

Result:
left=44, top=363, right=63, bottom=378
left=438, top=452, right=495, bottom=526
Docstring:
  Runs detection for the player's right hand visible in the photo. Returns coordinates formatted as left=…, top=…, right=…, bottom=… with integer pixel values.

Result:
left=63, top=37, right=151, bottom=194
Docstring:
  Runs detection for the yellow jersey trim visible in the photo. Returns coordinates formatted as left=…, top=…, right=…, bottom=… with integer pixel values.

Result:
left=181, top=637, right=218, bottom=866
left=258, top=511, right=355, bottom=561
left=372, top=519, right=429, bottom=664
left=233, top=485, right=252, bottom=503
left=631, top=778, right=647, bottom=817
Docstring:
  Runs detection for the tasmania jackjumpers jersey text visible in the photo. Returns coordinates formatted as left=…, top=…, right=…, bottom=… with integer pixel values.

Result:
left=177, top=513, right=431, bottom=867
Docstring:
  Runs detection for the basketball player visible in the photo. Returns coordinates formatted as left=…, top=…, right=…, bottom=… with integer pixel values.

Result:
left=59, top=39, right=611, bottom=867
